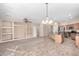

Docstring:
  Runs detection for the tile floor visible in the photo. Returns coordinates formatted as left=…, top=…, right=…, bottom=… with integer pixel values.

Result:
left=0, top=37, right=79, bottom=56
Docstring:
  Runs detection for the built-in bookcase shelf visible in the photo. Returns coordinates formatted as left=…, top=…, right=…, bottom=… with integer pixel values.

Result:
left=14, top=22, right=25, bottom=39
left=0, top=21, right=33, bottom=43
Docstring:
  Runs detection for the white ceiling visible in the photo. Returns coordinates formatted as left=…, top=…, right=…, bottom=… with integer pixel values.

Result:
left=0, top=3, right=79, bottom=23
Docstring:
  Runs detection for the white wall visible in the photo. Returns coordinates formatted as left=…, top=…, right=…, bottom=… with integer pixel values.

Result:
left=32, top=25, right=37, bottom=37
left=53, top=23, right=58, bottom=34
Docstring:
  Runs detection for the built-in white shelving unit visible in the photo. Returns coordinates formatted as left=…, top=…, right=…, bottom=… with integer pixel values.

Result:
left=14, top=22, right=25, bottom=39
left=0, top=21, right=33, bottom=43
left=1, top=21, right=13, bottom=41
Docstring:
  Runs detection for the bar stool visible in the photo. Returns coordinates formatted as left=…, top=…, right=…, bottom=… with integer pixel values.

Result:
left=54, top=34, right=64, bottom=44
left=75, top=35, right=79, bottom=48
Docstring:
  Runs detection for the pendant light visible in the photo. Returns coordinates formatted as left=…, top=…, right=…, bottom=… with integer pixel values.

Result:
left=41, top=3, right=53, bottom=24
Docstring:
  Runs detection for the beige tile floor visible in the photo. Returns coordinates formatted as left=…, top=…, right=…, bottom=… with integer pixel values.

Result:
left=0, top=37, right=79, bottom=56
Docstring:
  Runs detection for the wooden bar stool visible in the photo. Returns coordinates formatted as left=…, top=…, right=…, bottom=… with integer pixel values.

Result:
left=54, top=34, right=63, bottom=44
left=48, top=35, right=55, bottom=41
left=75, top=36, right=79, bottom=48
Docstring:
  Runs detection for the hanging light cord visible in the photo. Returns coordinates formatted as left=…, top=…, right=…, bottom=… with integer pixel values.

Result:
left=46, top=3, right=48, bottom=18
